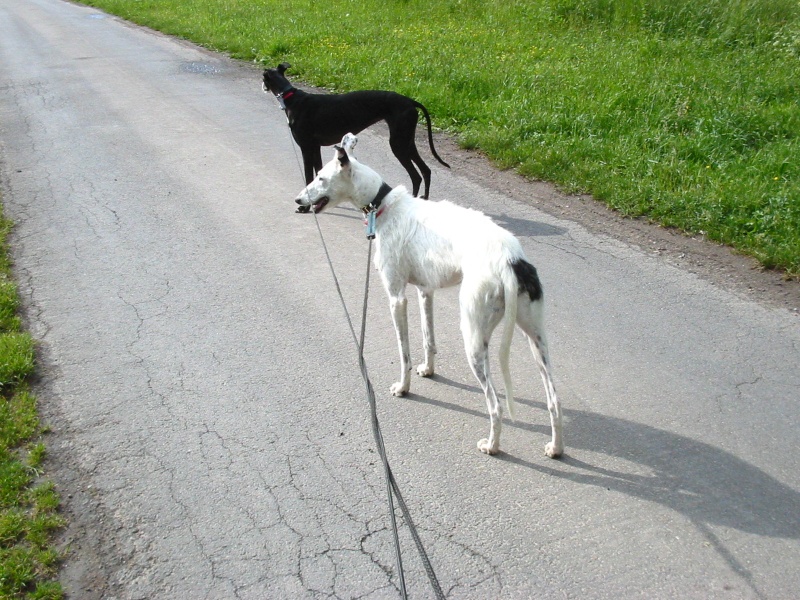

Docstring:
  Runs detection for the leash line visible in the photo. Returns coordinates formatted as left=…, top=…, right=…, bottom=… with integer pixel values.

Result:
left=274, top=93, right=444, bottom=598
left=311, top=210, right=444, bottom=599
left=357, top=240, right=444, bottom=600
left=310, top=212, right=407, bottom=597
left=357, top=234, right=407, bottom=598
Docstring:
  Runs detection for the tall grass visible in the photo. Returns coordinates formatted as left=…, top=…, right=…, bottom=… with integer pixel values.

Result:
left=81, top=0, right=800, bottom=275
left=555, top=0, right=799, bottom=44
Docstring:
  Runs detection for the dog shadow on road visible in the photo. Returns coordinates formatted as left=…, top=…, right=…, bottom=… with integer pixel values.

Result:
left=501, top=399, right=800, bottom=538
left=488, top=213, right=568, bottom=238
left=403, top=375, right=799, bottom=596
left=506, top=398, right=799, bottom=597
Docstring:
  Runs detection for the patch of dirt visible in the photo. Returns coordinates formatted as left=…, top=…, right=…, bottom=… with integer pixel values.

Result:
left=432, top=133, right=800, bottom=315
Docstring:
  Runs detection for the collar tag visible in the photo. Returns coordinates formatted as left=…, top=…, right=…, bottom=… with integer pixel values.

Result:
left=365, top=209, right=377, bottom=240
left=363, top=182, right=391, bottom=239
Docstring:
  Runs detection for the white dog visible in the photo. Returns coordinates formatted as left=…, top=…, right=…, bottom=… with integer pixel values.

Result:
left=296, top=134, right=563, bottom=457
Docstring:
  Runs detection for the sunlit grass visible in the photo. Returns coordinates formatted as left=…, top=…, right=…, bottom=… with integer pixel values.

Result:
left=81, top=0, right=800, bottom=275
left=0, top=211, right=64, bottom=599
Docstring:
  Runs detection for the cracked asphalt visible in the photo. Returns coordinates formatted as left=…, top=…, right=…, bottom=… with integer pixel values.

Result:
left=2, top=0, right=800, bottom=598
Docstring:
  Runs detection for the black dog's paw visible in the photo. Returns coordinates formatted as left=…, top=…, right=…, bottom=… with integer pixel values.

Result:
left=295, top=205, right=311, bottom=214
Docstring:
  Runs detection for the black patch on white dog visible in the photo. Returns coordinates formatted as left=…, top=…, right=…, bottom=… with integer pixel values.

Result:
left=510, top=259, right=543, bottom=302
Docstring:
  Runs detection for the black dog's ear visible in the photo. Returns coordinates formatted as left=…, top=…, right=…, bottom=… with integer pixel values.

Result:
left=334, top=145, right=350, bottom=166
left=278, top=62, right=291, bottom=74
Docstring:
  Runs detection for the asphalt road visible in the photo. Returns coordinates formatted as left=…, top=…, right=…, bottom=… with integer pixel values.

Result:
left=1, top=1, right=799, bottom=598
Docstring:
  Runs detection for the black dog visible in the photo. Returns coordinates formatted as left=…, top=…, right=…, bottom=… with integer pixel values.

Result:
left=263, top=63, right=449, bottom=210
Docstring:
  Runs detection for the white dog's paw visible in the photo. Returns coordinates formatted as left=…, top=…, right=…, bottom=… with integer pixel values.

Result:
left=390, top=382, right=408, bottom=397
left=544, top=442, right=563, bottom=458
left=477, top=438, right=499, bottom=455
left=416, top=363, right=434, bottom=377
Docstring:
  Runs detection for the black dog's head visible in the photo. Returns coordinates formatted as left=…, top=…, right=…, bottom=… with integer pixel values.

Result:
left=262, top=62, right=293, bottom=96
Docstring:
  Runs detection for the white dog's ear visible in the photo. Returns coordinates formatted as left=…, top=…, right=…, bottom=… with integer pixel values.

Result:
left=334, top=144, right=350, bottom=166
left=340, top=133, right=358, bottom=153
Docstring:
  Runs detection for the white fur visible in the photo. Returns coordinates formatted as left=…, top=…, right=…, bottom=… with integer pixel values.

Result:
left=296, top=134, right=563, bottom=457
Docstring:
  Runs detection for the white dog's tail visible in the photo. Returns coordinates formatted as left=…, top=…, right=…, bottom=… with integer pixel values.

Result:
left=499, top=268, right=518, bottom=419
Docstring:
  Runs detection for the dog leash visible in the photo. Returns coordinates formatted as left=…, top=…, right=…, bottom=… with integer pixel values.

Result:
left=308, top=208, right=446, bottom=600
left=274, top=95, right=445, bottom=599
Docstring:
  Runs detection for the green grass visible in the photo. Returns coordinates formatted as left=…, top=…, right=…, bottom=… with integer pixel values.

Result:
left=80, top=0, right=800, bottom=276
left=0, top=212, right=64, bottom=599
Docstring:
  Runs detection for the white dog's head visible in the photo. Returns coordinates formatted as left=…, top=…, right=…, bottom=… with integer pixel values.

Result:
left=294, top=134, right=383, bottom=213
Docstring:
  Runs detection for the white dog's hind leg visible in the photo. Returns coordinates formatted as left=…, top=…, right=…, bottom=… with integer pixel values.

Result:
left=461, top=286, right=505, bottom=455
left=466, top=340, right=502, bottom=454
left=416, top=288, right=436, bottom=377
left=388, top=293, right=412, bottom=396
left=517, top=299, right=564, bottom=458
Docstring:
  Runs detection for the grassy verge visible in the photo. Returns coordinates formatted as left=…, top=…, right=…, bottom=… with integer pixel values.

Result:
left=81, top=0, right=799, bottom=276
left=0, top=209, right=63, bottom=599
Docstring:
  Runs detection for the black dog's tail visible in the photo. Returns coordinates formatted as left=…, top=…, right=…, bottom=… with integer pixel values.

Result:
left=414, top=101, right=450, bottom=169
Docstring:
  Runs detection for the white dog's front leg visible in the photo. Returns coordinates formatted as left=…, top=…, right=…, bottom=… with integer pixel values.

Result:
left=389, top=295, right=411, bottom=396
left=416, top=288, right=436, bottom=377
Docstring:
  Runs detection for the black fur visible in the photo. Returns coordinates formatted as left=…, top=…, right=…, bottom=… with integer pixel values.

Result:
left=510, top=258, right=543, bottom=302
left=263, top=63, right=449, bottom=203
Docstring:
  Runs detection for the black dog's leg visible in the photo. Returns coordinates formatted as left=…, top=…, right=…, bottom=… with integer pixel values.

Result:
left=388, top=114, right=423, bottom=198
left=391, top=144, right=422, bottom=197
left=301, top=146, right=318, bottom=186
left=312, top=147, right=324, bottom=178
left=296, top=145, right=322, bottom=213
left=408, top=144, right=432, bottom=200
left=388, top=109, right=438, bottom=198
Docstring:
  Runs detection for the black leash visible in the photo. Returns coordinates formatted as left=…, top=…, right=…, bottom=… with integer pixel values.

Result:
left=273, top=94, right=445, bottom=599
